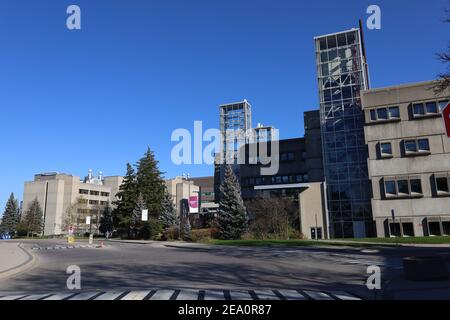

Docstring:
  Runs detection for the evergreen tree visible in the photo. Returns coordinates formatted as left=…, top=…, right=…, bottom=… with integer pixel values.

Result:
left=160, top=187, right=179, bottom=229
left=136, top=148, right=165, bottom=219
left=99, top=206, right=113, bottom=238
left=217, top=165, right=248, bottom=240
left=23, top=198, right=44, bottom=237
left=0, top=193, right=19, bottom=236
left=132, top=194, right=146, bottom=239
left=112, top=163, right=138, bottom=238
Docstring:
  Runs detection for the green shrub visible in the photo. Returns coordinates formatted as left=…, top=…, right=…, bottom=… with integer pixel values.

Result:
left=138, top=218, right=163, bottom=240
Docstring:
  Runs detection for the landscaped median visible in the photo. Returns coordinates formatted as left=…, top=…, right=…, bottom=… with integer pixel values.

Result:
left=204, top=236, right=450, bottom=247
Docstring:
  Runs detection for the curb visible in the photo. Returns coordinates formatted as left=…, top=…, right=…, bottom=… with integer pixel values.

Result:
left=0, top=243, right=36, bottom=280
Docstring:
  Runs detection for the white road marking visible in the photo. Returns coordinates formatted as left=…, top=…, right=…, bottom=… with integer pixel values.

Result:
left=229, top=290, right=252, bottom=300
left=149, top=290, right=176, bottom=300
left=121, top=290, right=152, bottom=300
left=94, top=291, right=125, bottom=300
left=277, top=289, right=307, bottom=300
left=0, top=295, right=27, bottom=300
left=68, top=292, right=101, bottom=300
left=304, top=290, right=334, bottom=300
left=20, top=294, right=52, bottom=300
left=43, top=293, right=76, bottom=300
left=176, top=289, right=199, bottom=300
left=204, top=290, right=226, bottom=300
left=330, top=291, right=361, bottom=300
left=253, top=289, right=281, bottom=300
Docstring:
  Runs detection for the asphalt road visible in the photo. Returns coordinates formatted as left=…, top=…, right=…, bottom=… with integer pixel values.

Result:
left=0, top=239, right=449, bottom=299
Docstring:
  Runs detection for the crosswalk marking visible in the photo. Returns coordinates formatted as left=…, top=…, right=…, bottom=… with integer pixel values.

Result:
left=19, top=294, right=53, bottom=300
left=43, top=293, right=77, bottom=300
left=121, top=290, right=153, bottom=300
left=330, top=291, right=361, bottom=300
left=0, top=289, right=362, bottom=301
left=94, top=291, right=125, bottom=300
left=204, top=290, right=226, bottom=300
left=303, top=290, right=334, bottom=300
left=176, top=289, right=199, bottom=300
left=68, top=292, right=101, bottom=300
left=149, top=289, right=176, bottom=300
left=276, top=289, right=307, bottom=300
left=229, top=290, right=253, bottom=300
left=253, top=289, right=281, bottom=300
left=0, top=295, right=27, bottom=300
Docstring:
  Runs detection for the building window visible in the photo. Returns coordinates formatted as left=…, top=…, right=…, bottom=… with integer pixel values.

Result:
left=280, top=152, right=295, bottom=161
left=369, top=106, right=400, bottom=122
left=435, top=174, right=450, bottom=196
left=79, top=189, right=89, bottom=195
left=410, top=179, right=423, bottom=194
left=402, top=223, right=415, bottom=237
left=388, top=106, right=400, bottom=118
left=377, top=108, right=388, bottom=120
left=404, top=138, right=430, bottom=155
left=89, top=200, right=99, bottom=205
left=89, top=190, right=100, bottom=196
left=379, top=142, right=393, bottom=157
left=412, top=101, right=441, bottom=118
left=101, top=192, right=110, bottom=197
left=384, top=178, right=423, bottom=198
left=397, top=180, right=409, bottom=195
left=385, top=181, right=397, bottom=196
left=425, top=101, right=438, bottom=114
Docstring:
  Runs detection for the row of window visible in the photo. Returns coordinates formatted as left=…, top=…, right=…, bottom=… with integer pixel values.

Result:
left=241, top=174, right=310, bottom=187
left=368, top=99, right=448, bottom=122
left=383, top=174, right=450, bottom=198
left=384, top=178, right=423, bottom=198
left=78, top=189, right=110, bottom=197
left=77, top=209, right=101, bottom=215
left=378, top=138, right=430, bottom=158
left=317, top=32, right=358, bottom=52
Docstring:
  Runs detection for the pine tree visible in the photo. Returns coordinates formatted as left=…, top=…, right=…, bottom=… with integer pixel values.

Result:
left=132, top=194, right=146, bottom=239
left=160, top=187, right=179, bottom=229
left=217, top=165, right=248, bottom=240
left=99, top=206, right=113, bottom=238
left=136, top=147, right=165, bottom=219
left=0, top=193, right=19, bottom=236
left=23, top=198, right=44, bottom=237
left=113, top=163, right=138, bottom=238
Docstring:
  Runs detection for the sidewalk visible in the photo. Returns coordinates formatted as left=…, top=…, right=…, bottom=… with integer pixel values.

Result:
left=0, top=242, right=35, bottom=278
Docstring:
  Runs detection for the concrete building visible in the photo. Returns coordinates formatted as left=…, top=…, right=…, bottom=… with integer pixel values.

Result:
left=22, top=170, right=123, bottom=236
left=361, top=80, right=450, bottom=237
left=238, top=110, right=327, bottom=239
left=315, top=26, right=374, bottom=238
left=190, top=176, right=218, bottom=214
left=165, top=176, right=200, bottom=217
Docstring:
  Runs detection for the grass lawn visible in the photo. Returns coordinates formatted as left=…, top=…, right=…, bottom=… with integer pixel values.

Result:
left=207, top=236, right=450, bottom=247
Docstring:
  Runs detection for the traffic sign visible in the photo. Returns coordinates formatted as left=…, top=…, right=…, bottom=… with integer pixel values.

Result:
left=443, top=101, right=450, bottom=138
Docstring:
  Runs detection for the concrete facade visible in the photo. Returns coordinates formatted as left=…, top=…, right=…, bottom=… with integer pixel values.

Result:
left=22, top=171, right=123, bottom=236
left=165, top=176, right=200, bottom=217
left=299, top=182, right=328, bottom=239
left=361, top=80, right=450, bottom=237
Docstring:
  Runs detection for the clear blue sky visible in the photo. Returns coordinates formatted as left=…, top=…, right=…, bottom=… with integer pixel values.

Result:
left=0, top=0, right=448, bottom=212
